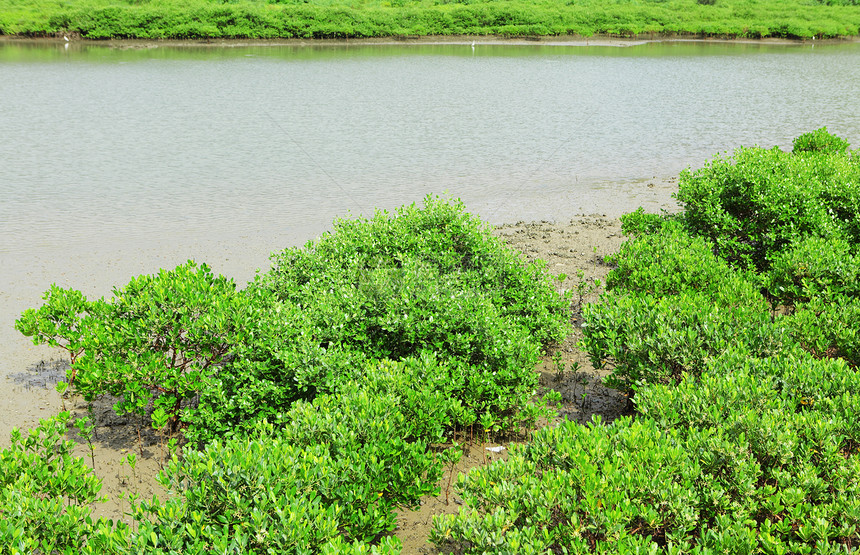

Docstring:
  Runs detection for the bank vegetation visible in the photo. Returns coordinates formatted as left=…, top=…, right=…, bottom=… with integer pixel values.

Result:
left=0, top=0, right=858, bottom=40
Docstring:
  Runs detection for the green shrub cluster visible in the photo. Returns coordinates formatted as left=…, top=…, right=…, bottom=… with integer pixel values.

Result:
left=186, top=196, right=568, bottom=444
left=1, top=0, right=859, bottom=39
left=793, top=126, right=852, bottom=155
left=785, top=295, right=860, bottom=368
left=433, top=351, right=860, bottom=552
left=15, top=196, right=568, bottom=552
left=130, top=420, right=411, bottom=553
left=0, top=415, right=412, bottom=553
left=676, top=130, right=860, bottom=274
left=432, top=130, right=860, bottom=552
left=0, top=413, right=128, bottom=554
left=581, top=219, right=782, bottom=395
left=16, top=262, right=246, bottom=433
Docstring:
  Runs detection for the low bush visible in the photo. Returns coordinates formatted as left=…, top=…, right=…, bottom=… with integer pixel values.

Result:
left=16, top=261, right=248, bottom=433
left=19, top=197, right=565, bottom=443
left=764, top=234, right=860, bottom=306
left=638, top=348, right=860, bottom=450
left=0, top=396, right=433, bottom=554
left=13, top=285, right=89, bottom=368
left=785, top=294, right=860, bottom=368
left=676, top=131, right=860, bottom=271
left=0, top=413, right=129, bottom=554
left=434, top=351, right=860, bottom=553
left=618, top=207, right=672, bottom=237
left=131, top=421, right=413, bottom=553
left=433, top=130, right=860, bottom=553
left=258, top=196, right=569, bottom=347
left=432, top=417, right=703, bottom=553
left=181, top=289, right=367, bottom=444
left=582, top=220, right=780, bottom=394
left=17, top=196, right=568, bottom=552
left=605, top=219, right=760, bottom=302
left=581, top=289, right=781, bottom=394
left=793, top=126, right=851, bottom=155
left=194, top=196, right=568, bottom=442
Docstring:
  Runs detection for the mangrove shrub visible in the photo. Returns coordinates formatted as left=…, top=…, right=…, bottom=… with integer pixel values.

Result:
left=433, top=130, right=860, bottom=553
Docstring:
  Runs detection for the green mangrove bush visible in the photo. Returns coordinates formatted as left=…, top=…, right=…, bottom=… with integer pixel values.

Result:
left=581, top=220, right=782, bottom=395
left=190, top=195, right=569, bottom=442
left=785, top=294, right=860, bottom=368
left=0, top=415, right=407, bottom=554
left=764, top=234, right=860, bottom=306
left=793, top=126, right=851, bottom=155
left=131, top=421, right=409, bottom=553
left=0, top=413, right=129, bottom=554
left=16, top=196, right=570, bottom=553
left=17, top=261, right=248, bottom=433
left=433, top=130, right=860, bottom=553
left=676, top=127, right=860, bottom=272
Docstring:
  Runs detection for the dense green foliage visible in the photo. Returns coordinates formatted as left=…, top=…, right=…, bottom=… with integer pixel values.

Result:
left=17, top=261, right=248, bottom=432
left=793, top=126, right=852, bottom=155
left=581, top=220, right=784, bottom=395
left=432, top=130, right=860, bottom=552
left=1, top=0, right=859, bottom=39
left=0, top=413, right=129, bottom=554
left=186, top=196, right=568, bottom=443
left=14, top=196, right=568, bottom=552
left=676, top=133, right=860, bottom=274
left=130, top=421, right=410, bottom=553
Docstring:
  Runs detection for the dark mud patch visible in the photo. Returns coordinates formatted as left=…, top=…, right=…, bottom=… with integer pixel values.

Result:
left=62, top=392, right=169, bottom=523
left=8, top=357, right=69, bottom=390
left=7, top=362, right=169, bottom=523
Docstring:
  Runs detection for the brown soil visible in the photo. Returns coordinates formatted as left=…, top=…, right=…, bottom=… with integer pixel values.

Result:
left=3, top=207, right=676, bottom=548
left=394, top=215, right=632, bottom=552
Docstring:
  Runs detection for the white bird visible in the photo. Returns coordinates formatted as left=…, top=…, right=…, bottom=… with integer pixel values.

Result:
left=64, top=35, right=69, bottom=41
left=471, top=40, right=476, bottom=50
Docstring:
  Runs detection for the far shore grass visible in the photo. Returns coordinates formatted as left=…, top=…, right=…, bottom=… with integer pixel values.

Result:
left=1, top=0, right=859, bottom=41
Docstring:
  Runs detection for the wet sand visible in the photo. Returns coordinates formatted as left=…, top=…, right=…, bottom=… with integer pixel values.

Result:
left=0, top=178, right=680, bottom=532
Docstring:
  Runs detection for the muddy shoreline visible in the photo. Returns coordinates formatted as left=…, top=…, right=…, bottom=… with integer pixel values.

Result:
left=3, top=34, right=855, bottom=49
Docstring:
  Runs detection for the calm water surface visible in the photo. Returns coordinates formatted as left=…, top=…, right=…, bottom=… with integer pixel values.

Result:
left=2, top=40, right=859, bottom=259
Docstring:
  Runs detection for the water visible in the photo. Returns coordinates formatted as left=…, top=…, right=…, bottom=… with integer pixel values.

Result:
left=2, top=40, right=859, bottom=257
left=0, top=39, right=859, bottom=436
